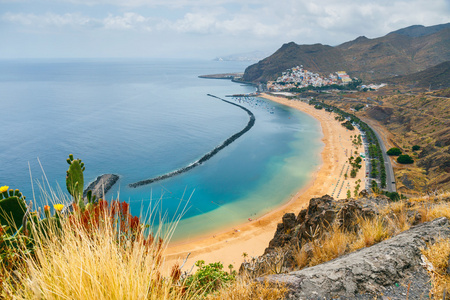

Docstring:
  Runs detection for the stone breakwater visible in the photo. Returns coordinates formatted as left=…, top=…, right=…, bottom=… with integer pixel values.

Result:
left=129, top=94, right=256, bottom=188
left=84, top=174, right=119, bottom=199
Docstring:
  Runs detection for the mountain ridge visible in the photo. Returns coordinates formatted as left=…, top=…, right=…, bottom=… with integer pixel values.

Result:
left=242, top=23, right=450, bottom=83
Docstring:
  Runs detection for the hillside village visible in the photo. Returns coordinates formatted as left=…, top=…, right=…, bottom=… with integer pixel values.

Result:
left=267, top=66, right=352, bottom=92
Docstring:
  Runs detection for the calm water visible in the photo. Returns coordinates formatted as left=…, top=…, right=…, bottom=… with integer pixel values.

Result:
left=0, top=59, right=322, bottom=241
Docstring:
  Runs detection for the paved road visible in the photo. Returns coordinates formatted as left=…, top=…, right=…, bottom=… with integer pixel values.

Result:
left=367, top=124, right=396, bottom=193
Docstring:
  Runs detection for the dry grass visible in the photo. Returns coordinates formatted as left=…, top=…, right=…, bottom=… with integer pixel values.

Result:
left=382, top=201, right=411, bottom=234
left=350, top=215, right=390, bottom=251
left=207, top=278, right=288, bottom=300
left=309, top=223, right=354, bottom=267
left=2, top=210, right=186, bottom=300
left=293, top=245, right=309, bottom=270
left=293, top=193, right=450, bottom=274
left=417, top=203, right=450, bottom=223
left=1, top=200, right=287, bottom=300
left=421, top=239, right=450, bottom=299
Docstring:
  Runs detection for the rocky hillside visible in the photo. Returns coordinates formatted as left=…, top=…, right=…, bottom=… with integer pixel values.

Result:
left=242, top=23, right=450, bottom=82
left=242, top=194, right=450, bottom=298
left=364, top=89, right=450, bottom=194
left=383, top=61, right=450, bottom=89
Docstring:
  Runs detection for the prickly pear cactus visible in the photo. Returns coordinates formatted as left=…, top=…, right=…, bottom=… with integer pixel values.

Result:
left=66, top=154, right=85, bottom=207
left=0, top=187, right=27, bottom=232
left=86, top=190, right=97, bottom=204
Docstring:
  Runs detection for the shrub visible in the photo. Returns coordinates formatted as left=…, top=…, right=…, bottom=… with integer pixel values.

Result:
left=184, top=260, right=236, bottom=296
left=386, top=147, right=402, bottom=156
left=341, top=121, right=354, bottom=130
left=397, top=154, right=414, bottom=164
left=412, top=145, right=421, bottom=151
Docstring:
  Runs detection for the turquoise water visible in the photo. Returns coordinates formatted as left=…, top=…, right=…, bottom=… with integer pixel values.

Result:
left=0, top=59, right=322, bottom=242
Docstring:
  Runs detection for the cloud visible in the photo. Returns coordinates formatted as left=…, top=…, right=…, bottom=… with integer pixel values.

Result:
left=2, top=0, right=449, bottom=38
left=1, top=0, right=448, bottom=58
left=2, top=12, right=96, bottom=28
left=103, top=12, right=152, bottom=30
left=1, top=12, right=156, bottom=31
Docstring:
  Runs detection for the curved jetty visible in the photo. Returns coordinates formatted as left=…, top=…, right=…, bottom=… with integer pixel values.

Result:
left=84, top=174, right=119, bottom=199
left=129, top=94, right=256, bottom=188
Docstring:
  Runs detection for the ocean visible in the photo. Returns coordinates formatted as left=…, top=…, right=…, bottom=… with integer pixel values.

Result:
left=0, top=59, right=323, bottom=242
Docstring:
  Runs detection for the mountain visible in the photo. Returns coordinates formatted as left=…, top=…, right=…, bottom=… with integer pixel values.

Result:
left=383, top=61, right=450, bottom=89
left=242, top=23, right=450, bottom=83
left=390, top=23, right=450, bottom=37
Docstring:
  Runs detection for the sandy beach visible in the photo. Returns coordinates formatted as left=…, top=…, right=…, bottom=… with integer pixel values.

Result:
left=164, top=93, right=366, bottom=271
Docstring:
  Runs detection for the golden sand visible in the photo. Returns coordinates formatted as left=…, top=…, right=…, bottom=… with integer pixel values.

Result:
left=164, top=93, right=366, bottom=271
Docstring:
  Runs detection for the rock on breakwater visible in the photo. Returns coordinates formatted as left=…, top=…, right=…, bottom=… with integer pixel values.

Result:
left=128, top=94, right=255, bottom=188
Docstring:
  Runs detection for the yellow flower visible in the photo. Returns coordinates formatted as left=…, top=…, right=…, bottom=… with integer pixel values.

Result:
left=53, top=204, right=64, bottom=211
left=0, top=186, right=9, bottom=193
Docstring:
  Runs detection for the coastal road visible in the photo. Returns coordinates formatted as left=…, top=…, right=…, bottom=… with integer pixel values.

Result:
left=366, top=123, right=396, bottom=193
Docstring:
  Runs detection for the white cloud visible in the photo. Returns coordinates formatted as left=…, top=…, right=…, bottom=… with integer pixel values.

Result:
left=1, top=12, right=157, bottom=31
left=170, top=12, right=218, bottom=34
left=103, top=12, right=151, bottom=30
left=0, top=0, right=448, bottom=58
left=2, top=12, right=95, bottom=27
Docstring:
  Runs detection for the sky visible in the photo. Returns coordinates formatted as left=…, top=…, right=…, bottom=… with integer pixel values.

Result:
left=1, top=0, right=449, bottom=59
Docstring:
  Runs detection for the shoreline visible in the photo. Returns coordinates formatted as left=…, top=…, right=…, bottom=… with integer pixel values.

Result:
left=164, top=93, right=366, bottom=271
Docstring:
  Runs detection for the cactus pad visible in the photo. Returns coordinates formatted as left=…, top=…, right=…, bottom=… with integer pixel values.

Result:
left=66, top=154, right=85, bottom=204
left=0, top=189, right=27, bottom=232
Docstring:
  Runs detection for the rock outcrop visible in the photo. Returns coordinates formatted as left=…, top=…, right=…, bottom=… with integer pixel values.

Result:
left=264, top=194, right=389, bottom=256
left=260, top=217, right=450, bottom=299
left=83, top=174, right=119, bottom=199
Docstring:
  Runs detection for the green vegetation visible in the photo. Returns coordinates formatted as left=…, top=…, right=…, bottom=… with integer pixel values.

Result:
left=352, top=134, right=363, bottom=147
left=341, top=120, right=355, bottom=130
left=310, top=101, right=387, bottom=188
left=397, top=154, right=414, bottom=164
left=0, top=187, right=27, bottom=233
left=184, top=260, right=236, bottom=296
left=348, top=156, right=362, bottom=178
left=386, top=147, right=402, bottom=156
left=0, top=156, right=287, bottom=299
left=66, top=154, right=85, bottom=209
left=353, top=104, right=365, bottom=111
left=412, top=145, right=421, bottom=151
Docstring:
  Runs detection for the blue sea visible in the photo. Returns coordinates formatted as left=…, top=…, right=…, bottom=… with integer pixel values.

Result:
left=0, top=59, right=322, bottom=242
